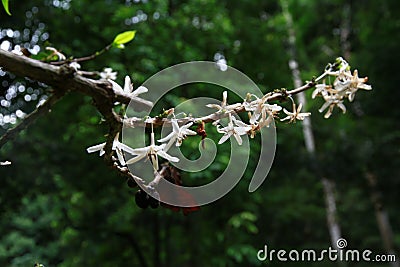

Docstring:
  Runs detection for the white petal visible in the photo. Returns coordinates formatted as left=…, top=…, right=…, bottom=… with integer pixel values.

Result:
left=358, top=83, right=372, bottom=90
left=297, top=112, right=311, bottom=120
left=243, top=102, right=256, bottom=111
left=233, top=133, right=243, bottom=145
left=183, top=129, right=197, bottom=135
left=206, top=104, right=222, bottom=109
left=233, top=118, right=250, bottom=128
left=318, top=101, right=331, bottom=113
left=249, top=111, right=260, bottom=124
left=123, top=76, right=133, bottom=94
left=266, top=104, right=282, bottom=112
left=324, top=106, right=334, bottom=119
left=108, top=79, right=124, bottom=94
left=181, top=122, right=193, bottom=130
left=283, top=108, right=292, bottom=116
left=117, top=142, right=140, bottom=155
left=348, top=91, right=356, bottom=102
left=216, top=125, right=227, bottom=134
left=311, top=88, right=319, bottom=99
left=226, top=103, right=242, bottom=110
left=222, top=91, right=227, bottom=105
left=297, top=103, right=303, bottom=112
left=148, top=153, right=159, bottom=170
left=235, top=126, right=250, bottom=135
left=126, top=154, right=147, bottom=165
left=337, top=102, right=347, bottom=114
left=158, top=131, right=176, bottom=143
left=132, top=86, right=148, bottom=95
left=218, top=133, right=231, bottom=144
left=86, top=143, right=105, bottom=153
left=129, top=146, right=150, bottom=155
left=164, top=138, right=176, bottom=151
left=157, top=150, right=179, bottom=162
left=155, top=143, right=166, bottom=150
left=171, top=119, right=180, bottom=133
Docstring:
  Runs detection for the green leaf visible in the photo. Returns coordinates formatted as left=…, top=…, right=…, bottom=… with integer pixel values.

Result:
left=112, top=31, right=136, bottom=47
left=2, top=0, right=11, bottom=15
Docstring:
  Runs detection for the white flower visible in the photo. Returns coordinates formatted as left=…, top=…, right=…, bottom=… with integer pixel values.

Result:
left=0, top=161, right=11, bottom=166
left=206, top=91, right=241, bottom=113
left=100, top=67, right=118, bottom=80
left=318, top=95, right=347, bottom=119
left=86, top=132, right=136, bottom=166
left=242, top=94, right=281, bottom=126
left=126, top=132, right=179, bottom=171
left=158, top=119, right=197, bottom=151
left=217, top=114, right=252, bottom=145
left=45, top=47, right=66, bottom=61
left=334, top=69, right=372, bottom=102
left=258, top=104, right=281, bottom=128
left=281, top=103, right=311, bottom=123
left=251, top=103, right=282, bottom=125
left=109, top=75, right=148, bottom=99
left=69, top=62, right=81, bottom=71
left=312, top=83, right=329, bottom=99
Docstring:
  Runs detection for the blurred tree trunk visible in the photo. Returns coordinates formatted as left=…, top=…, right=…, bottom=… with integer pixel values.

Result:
left=340, top=2, right=352, bottom=60
left=280, top=2, right=345, bottom=266
left=366, top=172, right=399, bottom=267
left=340, top=3, right=399, bottom=265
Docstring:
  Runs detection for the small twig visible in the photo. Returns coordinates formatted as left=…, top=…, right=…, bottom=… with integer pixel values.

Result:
left=49, top=44, right=113, bottom=66
left=0, top=92, right=67, bottom=149
left=122, top=79, right=317, bottom=128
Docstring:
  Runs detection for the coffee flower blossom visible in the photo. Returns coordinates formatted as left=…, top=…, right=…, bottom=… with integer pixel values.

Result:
left=126, top=131, right=179, bottom=171
left=69, top=62, right=81, bottom=72
left=217, top=114, right=252, bottom=145
left=158, top=119, right=197, bottom=151
left=45, top=47, right=66, bottom=61
left=100, top=67, right=118, bottom=80
left=244, top=97, right=282, bottom=126
left=206, top=91, right=241, bottom=114
left=334, top=69, right=372, bottom=102
left=313, top=62, right=371, bottom=118
left=109, top=75, right=148, bottom=99
left=281, top=102, right=310, bottom=123
left=0, top=161, right=11, bottom=166
left=86, top=132, right=136, bottom=166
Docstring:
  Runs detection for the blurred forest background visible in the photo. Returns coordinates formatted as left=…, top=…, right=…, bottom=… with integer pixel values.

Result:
left=0, top=0, right=399, bottom=266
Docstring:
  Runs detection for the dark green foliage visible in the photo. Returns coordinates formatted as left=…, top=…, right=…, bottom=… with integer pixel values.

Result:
left=0, top=0, right=399, bottom=266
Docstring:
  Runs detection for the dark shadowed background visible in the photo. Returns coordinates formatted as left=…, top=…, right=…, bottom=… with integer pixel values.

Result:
left=0, top=0, right=399, bottom=266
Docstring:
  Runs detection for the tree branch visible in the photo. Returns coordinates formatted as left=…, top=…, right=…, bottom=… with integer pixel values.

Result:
left=122, top=80, right=316, bottom=128
left=0, top=91, right=66, bottom=148
left=0, top=49, right=151, bottom=152
left=0, top=49, right=151, bottom=107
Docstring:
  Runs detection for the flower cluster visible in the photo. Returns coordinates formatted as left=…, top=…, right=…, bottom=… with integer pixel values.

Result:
left=86, top=57, right=372, bottom=194
left=312, top=57, right=372, bottom=118
left=243, top=94, right=283, bottom=129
